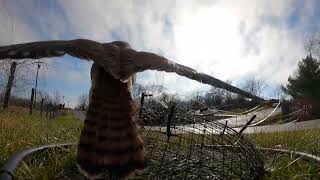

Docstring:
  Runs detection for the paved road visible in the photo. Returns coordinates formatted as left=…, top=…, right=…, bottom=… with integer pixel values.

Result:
left=233, top=118, right=320, bottom=134
left=72, top=110, right=320, bottom=134
left=146, top=118, right=320, bottom=135
left=217, top=107, right=282, bottom=127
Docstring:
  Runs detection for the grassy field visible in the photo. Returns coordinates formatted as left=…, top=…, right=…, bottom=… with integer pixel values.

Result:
left=248, top=130, right=320, bottom=179
left=0, top=106, right=82, bottom=179
left=0, top=107, right=319, bottom=179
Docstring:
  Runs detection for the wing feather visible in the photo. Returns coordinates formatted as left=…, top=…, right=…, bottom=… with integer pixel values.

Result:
left=131, top=51, right=265, bottom=102
left=0, top=39, right=104, bottom=61
left=0, top=39, right=265, bottom=102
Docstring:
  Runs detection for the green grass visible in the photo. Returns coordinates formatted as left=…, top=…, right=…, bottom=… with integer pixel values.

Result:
left=0, top=106, right=82, bottom=179
left=1, top=107, right=319, bottom=179
left=142, top=130, right=320, bottom=179
left=248, top=129, right=320, bottom=156
left=247, top=130, right=320, bottom=179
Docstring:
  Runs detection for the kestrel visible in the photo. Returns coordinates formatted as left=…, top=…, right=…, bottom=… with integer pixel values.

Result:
left=0, top=39, right=264, bottom=179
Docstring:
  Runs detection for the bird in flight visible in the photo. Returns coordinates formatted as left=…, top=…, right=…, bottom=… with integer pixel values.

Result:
left=0, top=39, right=264, bottom=179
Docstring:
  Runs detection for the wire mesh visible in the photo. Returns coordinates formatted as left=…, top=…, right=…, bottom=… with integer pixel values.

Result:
left=137, top=103, right=265, bottom=180
left=55, top=102, right=265, bottom=180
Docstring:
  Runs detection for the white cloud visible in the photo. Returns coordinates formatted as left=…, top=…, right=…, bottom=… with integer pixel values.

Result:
left=0, top=0, right=319, bottom=99
left=0, top=1, right=39, bottom=44
left=44, top=58, right=91, bottom=85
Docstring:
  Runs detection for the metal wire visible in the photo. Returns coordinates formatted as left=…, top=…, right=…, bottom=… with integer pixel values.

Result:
left=53, top=100, right=266, bottom=179
left=137, top=102, right=265, bottom=180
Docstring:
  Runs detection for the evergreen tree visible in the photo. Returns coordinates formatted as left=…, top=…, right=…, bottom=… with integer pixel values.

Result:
left=282, top=55, right=320, bottom=117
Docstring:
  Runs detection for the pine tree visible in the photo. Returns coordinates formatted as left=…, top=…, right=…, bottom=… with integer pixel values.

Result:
left=282, top=55, right=320, bottom=117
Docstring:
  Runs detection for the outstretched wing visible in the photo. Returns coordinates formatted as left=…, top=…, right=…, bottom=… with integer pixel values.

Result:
left=0, top=39, right=104, bottom=60
left=129, top=51, right=265, bottom=102
left=0, top=39, right=265, bottom=102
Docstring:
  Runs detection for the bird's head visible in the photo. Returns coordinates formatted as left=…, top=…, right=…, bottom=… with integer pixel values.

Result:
left=100, top=41, right=135, bottom=83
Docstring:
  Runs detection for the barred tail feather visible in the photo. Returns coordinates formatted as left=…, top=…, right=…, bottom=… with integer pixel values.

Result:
left=76, top=99, right=145, bottom=179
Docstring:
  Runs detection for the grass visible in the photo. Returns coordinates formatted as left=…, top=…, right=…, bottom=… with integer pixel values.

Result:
left=0, top=106, right=82, bottom=179
left=248, top=130, right=320, bottom=179
left=0, top=107, right=319, bottom=179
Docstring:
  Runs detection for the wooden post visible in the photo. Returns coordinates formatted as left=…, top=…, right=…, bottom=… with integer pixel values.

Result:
left=51, top=104, right=55, bottom=119
left=139, top=92, right=145, bottom=119
left=166, top=104, right=176, bottom=142
left=49, top=105, right=53, bottom=119
left=52, top=106, right=55, bottom=118
left=46, top=104, right=49, bottom=118
left=29, top=88, right=35, bottom=114
left=139, top=93, right=153, bottom=120
left=40, top=98, right=44, bottom=115
left=3, top=62, right=17, bottom=109
left=238, top=115, right=257, bottom=135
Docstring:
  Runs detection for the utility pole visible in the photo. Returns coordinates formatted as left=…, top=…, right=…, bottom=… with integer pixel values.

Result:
left=33, top=61, right=44, bottom=108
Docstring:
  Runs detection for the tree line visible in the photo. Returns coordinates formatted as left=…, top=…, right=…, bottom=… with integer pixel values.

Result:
left=282, top=35, right=320, bottom=118
left=0, top=60, right=66, bottom=111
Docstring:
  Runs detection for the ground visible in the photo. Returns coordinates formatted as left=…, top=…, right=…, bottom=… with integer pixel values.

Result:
left=0, top=107, right=319, bottom=179
left=0, top=106, right=82, bottom=179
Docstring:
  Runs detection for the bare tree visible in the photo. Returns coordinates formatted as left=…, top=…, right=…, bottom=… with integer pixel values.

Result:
left=204, top=87, right=224, bottom=106
left=158, top=92, right=176, bottom=105
left=2, top=62, right=17, bottom=108
left=0, top=59, right=46, bottom=107
left=76, top=93, right=89, bottom=111
left=132, top=83, right=146, bottom=100
left=52, top=91, right=63, bottom=105
left=0, top=61, right=11, bottom=102
left=305, top=33, right=320, bottom=59
left=272, top=84, right=288, bottom=100
left=241, top=77, right=267, bottom=97
left=36, top=90, right=52, bottom=105
left=187, top=90, right=206, bottom=109
left=223, top=80, right=234, bottom=105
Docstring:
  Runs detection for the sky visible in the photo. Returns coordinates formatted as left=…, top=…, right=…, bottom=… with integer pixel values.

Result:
left=0, top=0, right=319, bottom=108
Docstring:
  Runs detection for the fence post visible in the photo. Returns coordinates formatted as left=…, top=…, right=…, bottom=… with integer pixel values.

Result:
left=2, top=62, right=17, bottom=109
left=49, top=105, right=53, bottom=119
left=29, top=88, right=35, bottom=114
left=167, top=104, right=176, bottom=142
left=53, top=105, right=56, bottom=118
left=238, top=115, right=257, bottom=135
left=139, top=93, right=145, bottom=118
left=46, top=104, right=49, bottom=118
left=40, top=99, right=44, bottom=116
